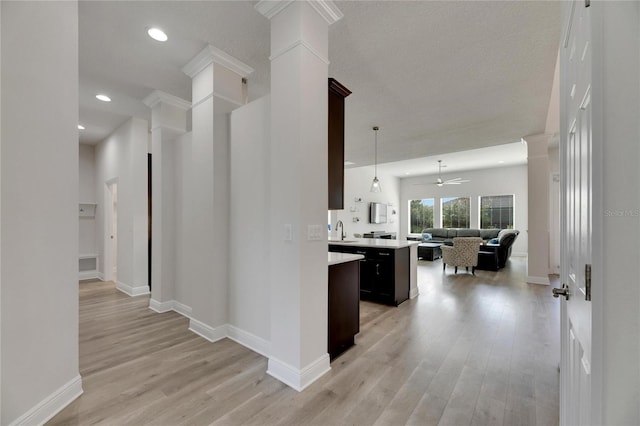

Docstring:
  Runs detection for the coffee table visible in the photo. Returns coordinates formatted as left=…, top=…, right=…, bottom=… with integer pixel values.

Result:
left=417, top=242, right=442, bottom=261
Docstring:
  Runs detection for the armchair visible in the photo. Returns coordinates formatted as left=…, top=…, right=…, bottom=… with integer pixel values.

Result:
left=441, top=237, right=483, bottom=275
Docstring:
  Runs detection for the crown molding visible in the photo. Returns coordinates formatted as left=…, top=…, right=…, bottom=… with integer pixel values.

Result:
left=142, top=90, right=191, bottom=110
left=255, top=0, right=294, bottom=19
left=182, top=45, right=254, bottom=79
left=308, top=1, right=343, bottom=25
left=255, top=0, right=343, bottom=25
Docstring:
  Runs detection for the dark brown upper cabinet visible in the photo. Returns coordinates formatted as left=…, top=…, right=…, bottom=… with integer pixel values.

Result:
left=328, top=78, right=351, bottom=210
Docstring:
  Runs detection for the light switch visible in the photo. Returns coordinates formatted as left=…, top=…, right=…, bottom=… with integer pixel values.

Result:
left=284, top=224, right=293, bottom=241
left=307, top=224, right=322, bottom=241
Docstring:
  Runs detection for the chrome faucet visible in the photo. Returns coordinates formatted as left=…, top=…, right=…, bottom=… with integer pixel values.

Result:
left=336, top=220, right=345, bottom=240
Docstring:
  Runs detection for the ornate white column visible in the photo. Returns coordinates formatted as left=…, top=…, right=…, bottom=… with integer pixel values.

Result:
left=143, top=90, right=190, bottom=310
left=256, top=0, right=342, bottom=391
left=525, top=133, right=551, bottom=285
left=182, top=45, right=253, bottom=340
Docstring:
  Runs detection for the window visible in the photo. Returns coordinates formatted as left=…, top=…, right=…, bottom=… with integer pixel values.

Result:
left=441, top=197, right=470, bottom=228
left=409, top=199, right=434, bottom=233
left=480, top=195, right=514, bottom=229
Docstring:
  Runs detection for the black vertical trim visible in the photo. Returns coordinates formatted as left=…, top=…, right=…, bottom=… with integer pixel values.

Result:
left=148, top=153, right=152, bottom=289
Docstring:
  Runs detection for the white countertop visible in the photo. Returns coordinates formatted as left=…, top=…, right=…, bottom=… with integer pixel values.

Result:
left=328, top=238, right=420, bottom=249
left=328, top=252, right=365, bottom=266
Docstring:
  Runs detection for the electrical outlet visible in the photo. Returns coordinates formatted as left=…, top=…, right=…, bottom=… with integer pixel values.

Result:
left=284, top=224, right=293, bottom=241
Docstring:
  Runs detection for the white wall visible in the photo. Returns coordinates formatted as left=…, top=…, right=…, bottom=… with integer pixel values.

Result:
left=79, top=144, right=96, bottom=202
left=589, top=3, right=640, bottom=422
left=1, top=2, right=3, bottom=418
left=400, top=164, right=528, bottom=255
left=229, top=96, right=271, bottom=346
left=335, top=167, right=401, bottom=238
left=95, top=117, right=149, bottom=294
left=79, top=144, right=96, bottom=256
left=1, top=2, right=81, bottom=423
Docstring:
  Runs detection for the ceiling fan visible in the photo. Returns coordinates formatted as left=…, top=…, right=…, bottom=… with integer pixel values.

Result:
left=414, top=160, right=470, bottom=186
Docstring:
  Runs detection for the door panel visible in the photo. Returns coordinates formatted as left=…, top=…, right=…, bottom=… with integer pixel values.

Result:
left=373, top=258, right=393, bottom=300
left=560, top=1, right=592, bottom=424
left=359, top=259, right=375, bottom=298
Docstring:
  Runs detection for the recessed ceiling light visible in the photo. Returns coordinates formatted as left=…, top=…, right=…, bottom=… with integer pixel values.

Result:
left=78, top=125, right=85, bottom=130
left=96, top=94, right=111, bottom=102
left=148, top=27, right=168, bottom=42
left=498, top=160, right=505, bottom=164
left=405, top=171, right=411, bottom=175
left=344, top=161, right=355, bottom=166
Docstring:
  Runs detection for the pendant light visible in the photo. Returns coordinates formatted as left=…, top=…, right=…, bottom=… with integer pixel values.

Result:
left=370, top=126, right=381, bottom=193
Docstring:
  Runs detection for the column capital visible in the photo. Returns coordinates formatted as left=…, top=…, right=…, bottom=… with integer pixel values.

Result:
left=523, top=132, right=553, bottom=146
left=255, top=0, right=343, bottom=25
left=182, top=44, right=254, bottom=79
left=523, top=133, right=552, bottom=158
left=143, top=90, right=190, bottom=135
left=143, top=90, right=191, bottom=110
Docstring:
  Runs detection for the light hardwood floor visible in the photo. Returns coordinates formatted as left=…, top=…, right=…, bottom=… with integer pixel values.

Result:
left=49, top=256, right=559, bottom=426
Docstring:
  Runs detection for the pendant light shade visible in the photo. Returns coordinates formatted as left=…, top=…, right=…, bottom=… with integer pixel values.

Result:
left=370, top=126, right=382, bottom=193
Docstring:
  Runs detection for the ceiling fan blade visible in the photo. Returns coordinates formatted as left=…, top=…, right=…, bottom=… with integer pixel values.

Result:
left=412, top=182, right=441, bottom=186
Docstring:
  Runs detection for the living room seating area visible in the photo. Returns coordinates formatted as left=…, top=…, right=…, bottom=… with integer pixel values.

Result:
left=417, top=228, right=520, bottom=271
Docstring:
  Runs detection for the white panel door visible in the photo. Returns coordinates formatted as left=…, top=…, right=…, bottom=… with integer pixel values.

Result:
left=558, top=1, right=592, bottom=425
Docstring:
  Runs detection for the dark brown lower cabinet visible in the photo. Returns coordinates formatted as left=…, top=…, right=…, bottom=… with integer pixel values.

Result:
left=328, top=260, right=360, bottom=360
left=329, top=245, right=410, bottom=306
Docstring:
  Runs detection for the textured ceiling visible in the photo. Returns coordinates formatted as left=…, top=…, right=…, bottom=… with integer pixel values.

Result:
left=78, top=1, right=561, bottom=169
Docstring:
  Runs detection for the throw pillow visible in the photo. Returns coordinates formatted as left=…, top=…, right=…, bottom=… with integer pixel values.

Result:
left=488, top=238, right=499, bottom=245
left=421, top=232, right=432, bottom=242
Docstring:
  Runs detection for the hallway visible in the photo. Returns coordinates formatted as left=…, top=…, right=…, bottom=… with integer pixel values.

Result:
left=49, top=256, right=559, bottom=425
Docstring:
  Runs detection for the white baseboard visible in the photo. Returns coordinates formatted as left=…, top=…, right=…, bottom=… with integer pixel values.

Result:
left=146, top=300, right=270, bottom=358
left=148, top=302, right=270, bottom=357
left=173, top=301, right=192, bottom=317
left=409, top=287, right=419, bottom=299
left=149, top=299, right=193, bottom=317
left=8, top=375, right=83, bottom=426
left=189, top=318, right=227, bottom=343
left=146, top=304, right=331, bottom=392
left=148, top=298, right=173, bottom=313
left=267, top=354, right=330, bottom=392
left=226, top=324, right=272, bottom=358
left=78, top=270, right=100, bottom=280
left=527, top=275, right=551, bottom=285
left=116, top=281, right=150, bottom=297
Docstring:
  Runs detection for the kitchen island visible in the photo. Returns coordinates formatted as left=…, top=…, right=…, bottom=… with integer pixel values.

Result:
left=329, top=238, right=420, bottom=306
left=328, top=252, right=364, bottom=360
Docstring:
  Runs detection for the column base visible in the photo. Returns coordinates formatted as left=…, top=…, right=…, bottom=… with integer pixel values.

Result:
left=267, top=354, right=330, bottom=392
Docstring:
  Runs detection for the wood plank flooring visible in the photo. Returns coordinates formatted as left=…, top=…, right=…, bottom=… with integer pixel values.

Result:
left=49, top=257, right=559, bottom=426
